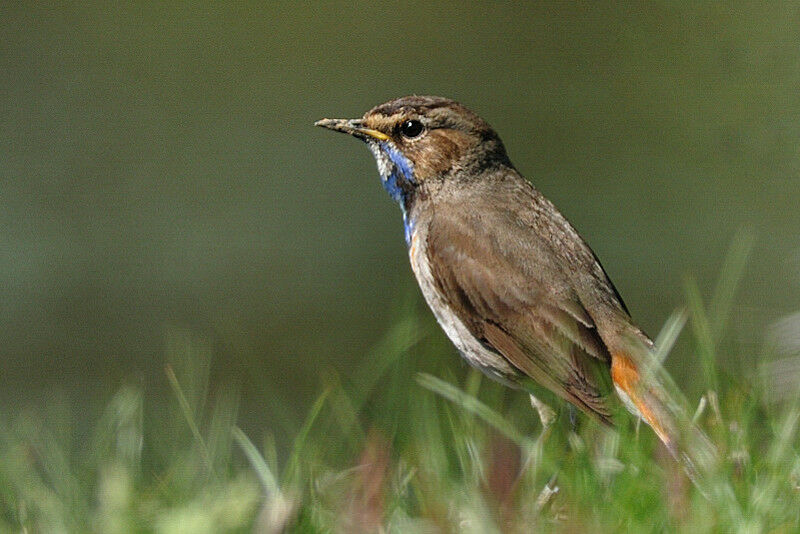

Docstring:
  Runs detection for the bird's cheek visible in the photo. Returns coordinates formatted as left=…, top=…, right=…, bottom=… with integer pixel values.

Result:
left=413, top=134, right=467, bottom=180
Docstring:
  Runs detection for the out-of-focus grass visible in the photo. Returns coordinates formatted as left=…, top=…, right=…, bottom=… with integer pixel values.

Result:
left=0, top=329, right=262, bottom=533
left=2, top=236, right=800, bottom=533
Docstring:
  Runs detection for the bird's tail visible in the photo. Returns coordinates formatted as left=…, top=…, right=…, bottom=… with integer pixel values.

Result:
left=611, top=352, right=717, bottom=484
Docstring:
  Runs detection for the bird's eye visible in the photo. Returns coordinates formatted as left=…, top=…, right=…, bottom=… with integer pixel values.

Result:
left=399, top=119, right=424, bottom=138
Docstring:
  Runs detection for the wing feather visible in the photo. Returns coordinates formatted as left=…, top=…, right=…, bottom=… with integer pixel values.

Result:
left=425, top=195, right=614, bottom=422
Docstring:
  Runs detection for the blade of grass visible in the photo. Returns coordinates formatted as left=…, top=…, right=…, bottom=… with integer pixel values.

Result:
left=416, top=373, right=534, bottom=449
left=684, top=232, right=753, bottom=394
left=233, top=427, right=280, bottom=496
left=350, top=315, right=428, bottom=410
left=284, top=387, right=331, bottom=485
left=323, top=372, right=366, bottom=454
left=638, top=308, right=690, bottom=391
left=751, top=407, right=800, bottom=518
left=653, top=308, right=688, bottom=365
left=207, top=387, right=239, bottom=473
left=685, top=278, right=718, bottom=393
left=709, top=229, right=755, bottom=341
left=165, top=364, right=215, bottom=476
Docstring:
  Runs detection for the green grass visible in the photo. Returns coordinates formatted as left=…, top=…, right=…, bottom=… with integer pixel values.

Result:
left=2, top=237, right=800, bottom=532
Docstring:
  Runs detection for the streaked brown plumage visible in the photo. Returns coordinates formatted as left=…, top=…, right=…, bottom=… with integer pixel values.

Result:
left=316, top=96, right=711, bottom=471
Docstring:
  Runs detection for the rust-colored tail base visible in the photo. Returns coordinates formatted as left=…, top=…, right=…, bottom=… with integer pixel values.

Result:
left=610, top=352, right=717, bottom=489
left=611, top=353, right=676, bottom=454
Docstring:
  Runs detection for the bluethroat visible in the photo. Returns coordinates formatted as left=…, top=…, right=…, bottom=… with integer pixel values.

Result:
left=316, top=96, right=708, bottom=468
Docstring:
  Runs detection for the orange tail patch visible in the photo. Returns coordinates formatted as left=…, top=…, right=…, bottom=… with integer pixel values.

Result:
left=611, top=353, right=673, bottom=450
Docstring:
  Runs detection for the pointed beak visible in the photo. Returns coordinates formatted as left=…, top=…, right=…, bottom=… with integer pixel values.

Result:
left=314, top=118, right=390, bottom=141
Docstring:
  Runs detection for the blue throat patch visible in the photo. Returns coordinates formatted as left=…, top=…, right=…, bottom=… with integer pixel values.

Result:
left=378, top=141, right=417, bottom=244
left=379, top=142, right=414, bottom=202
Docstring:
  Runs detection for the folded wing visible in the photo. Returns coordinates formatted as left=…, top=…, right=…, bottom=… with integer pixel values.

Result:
left=425, top=200, right=615, bottom=423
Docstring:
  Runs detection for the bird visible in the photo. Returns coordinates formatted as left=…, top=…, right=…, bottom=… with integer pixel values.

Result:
left=315, top=95, right=710, bottom=469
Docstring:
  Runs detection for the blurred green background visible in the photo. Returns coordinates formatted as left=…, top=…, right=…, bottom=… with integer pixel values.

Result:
left=2, top=2, right=799, bottom=443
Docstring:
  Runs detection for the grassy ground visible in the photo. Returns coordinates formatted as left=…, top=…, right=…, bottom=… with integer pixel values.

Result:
left=2, top=238, right=799, bottom=533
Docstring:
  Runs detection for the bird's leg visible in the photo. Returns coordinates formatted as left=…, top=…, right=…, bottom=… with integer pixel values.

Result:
left=525, top=395, right=560, bottom=514
left=535, top=474, right=560, bottom=513
left=529, top=394, right=556, bottom=428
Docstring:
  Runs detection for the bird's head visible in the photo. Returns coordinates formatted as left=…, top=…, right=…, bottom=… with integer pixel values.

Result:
left=315, top=96, right=511, bottom=207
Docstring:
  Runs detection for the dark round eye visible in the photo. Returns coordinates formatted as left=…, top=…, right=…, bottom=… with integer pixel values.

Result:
left=399, top=119, right=424, bottom=138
